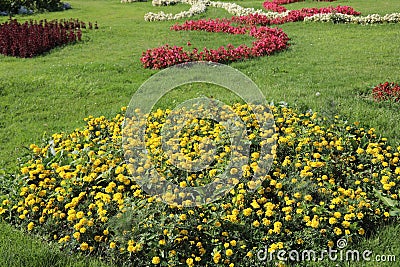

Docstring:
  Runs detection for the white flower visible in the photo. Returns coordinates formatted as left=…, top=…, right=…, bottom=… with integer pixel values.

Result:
left=143, top=0, right=291, bottom=22
left=141, top=0, right=400, bottom=24
left=306, top=12, right=400, bottom=25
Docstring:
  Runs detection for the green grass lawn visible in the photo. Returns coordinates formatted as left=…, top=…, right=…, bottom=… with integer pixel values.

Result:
left=1, top=0, right=400, bottom=266
left=0, top=221, right=111, bottom=267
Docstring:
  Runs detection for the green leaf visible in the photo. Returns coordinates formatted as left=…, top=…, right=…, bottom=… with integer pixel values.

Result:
left=389, top=210, right=400, bottom=217
left=373, top=188, right=397, bottom=208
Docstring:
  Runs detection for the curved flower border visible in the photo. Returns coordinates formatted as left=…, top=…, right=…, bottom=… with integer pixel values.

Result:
left=145, top=0, right=208, bottom=21
left=140, top=20, right=290, bottom=69
left=140, top=0, right=400, bottom=69
left=144, top=0, right=289, bottom=21
left=305, top=12, right=400, bottom=24
left=140, top=5, right=360, bottom=69
left=263, top=0, right=337, bottom=13
left=143, top=0, right=400, bottom=25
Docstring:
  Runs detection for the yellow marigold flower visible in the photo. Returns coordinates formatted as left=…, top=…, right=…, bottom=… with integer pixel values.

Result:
left=243, top=208, right=252, bottom=217
left=334, top=227, right=342, bottom=235
left=250, top=200, right=260, bottom=209
left=179, top=214, right=187, bottom=221
left=253, top=220, right=260, bottom=227
left=310, top=217, right=319, bottom=228
left=186, top=258, right=194, bottom=267
left=313, top=153, right=321, bottom=159
left=274, top=221, right=282, bottom=230
left=342, top=221, right=351, bottom=228
left=304, top=195, right=313, bottom=201
left=80, top=242, right=89, bottom=251
left=230, top=168, right=238, bottom=175
left=27, top=222, right=34, bottom=231
left=180, top=229, right=188, bottom=235
left=151, top=256, right=160, bottom=264
left=226, top=249, right=233, bottom=257
left=0, top=207, right=7, bottom=215
left=213, top=252, right=221, bottom=263
left=73, top=232, right=80, bottom=240
left=76, top=211, right=84, bottom=219
left=262, top=218, right=271, bottom=226
left=333, top=212, right=341, bottom=218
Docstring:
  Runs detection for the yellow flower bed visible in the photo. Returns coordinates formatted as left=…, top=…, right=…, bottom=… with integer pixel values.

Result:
left=0, top=104, right=399, bottom=266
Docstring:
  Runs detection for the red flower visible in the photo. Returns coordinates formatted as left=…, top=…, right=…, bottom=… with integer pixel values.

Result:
left=372, top=82, right=400, bottom=102
left=140, top=2, right=360, bottom=69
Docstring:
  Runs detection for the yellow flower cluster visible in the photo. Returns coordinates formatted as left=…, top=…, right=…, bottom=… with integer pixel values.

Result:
left=0, top=104, right=399, bottom=266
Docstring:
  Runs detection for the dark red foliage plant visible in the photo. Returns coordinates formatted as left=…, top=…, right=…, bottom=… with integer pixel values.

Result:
left=0, top=18, right=97, bottom=58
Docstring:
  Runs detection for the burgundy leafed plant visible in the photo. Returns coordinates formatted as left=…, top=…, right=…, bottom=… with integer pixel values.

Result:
left=0, top=19, right=97, bottom=58
left=372, top=82, right=400, bottom=102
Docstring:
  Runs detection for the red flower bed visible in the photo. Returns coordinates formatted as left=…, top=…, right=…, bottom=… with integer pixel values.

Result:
left=232, top=5, right=360, bottom=25
left=140, top=1, right=360, bottom=69
left=372, top=82, right=400, bottom=102
left=0, top=19, right=96, bottom=58
left=263, top=0, right=337, bottom=13
left=141, top=19, right=290, bottom=69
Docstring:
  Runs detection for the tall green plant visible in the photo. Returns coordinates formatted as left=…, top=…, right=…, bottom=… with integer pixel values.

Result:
left=0, top=0, right=64, bottom=15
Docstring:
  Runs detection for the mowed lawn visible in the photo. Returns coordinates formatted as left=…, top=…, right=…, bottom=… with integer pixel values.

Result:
left=0, top=0, right=400, bottom=266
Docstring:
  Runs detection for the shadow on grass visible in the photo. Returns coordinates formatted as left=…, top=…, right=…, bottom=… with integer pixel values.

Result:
left=0, top=221, right=110, bottom=267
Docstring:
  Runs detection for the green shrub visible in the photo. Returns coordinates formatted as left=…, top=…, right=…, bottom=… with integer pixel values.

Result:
left=0, top=0, right=64, bottom=15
